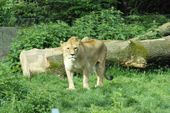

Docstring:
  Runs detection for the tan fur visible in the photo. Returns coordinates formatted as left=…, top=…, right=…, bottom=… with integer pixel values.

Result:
left=61, top=36, right=107, bottom=90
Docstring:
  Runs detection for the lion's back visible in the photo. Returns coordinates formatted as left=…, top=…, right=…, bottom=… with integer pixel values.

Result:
left=82, top=39, right=107, bottom=55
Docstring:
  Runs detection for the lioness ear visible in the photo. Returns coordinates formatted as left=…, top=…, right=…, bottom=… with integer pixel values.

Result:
left=60, top=41, right=64, bottom=46
left=73, top=37, right=81, bottom=45
left=74, top=36, right=80, bottom=41
left=77, top=39, right=82, bottom=45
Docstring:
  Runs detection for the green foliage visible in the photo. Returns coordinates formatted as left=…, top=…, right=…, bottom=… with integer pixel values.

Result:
left=0, top=0, right=16, bottom=26
left=0, top=61, right=11, bottom=76
left=0, top=0, right=118, bottom=26
left=71, top=8, right=126, bottom=40
left=1, top=0, right=170, bottom=26
left=71, top=8, right=125, bottom=40
left=71, top=9, right=169, bottom=40
left=124, top=14, right=170, bottom=40
left=8, top=21, right=71, bottom=72
left=0, top=64, right=170, bottom=113
left=126, top=14, right=169, bottom=29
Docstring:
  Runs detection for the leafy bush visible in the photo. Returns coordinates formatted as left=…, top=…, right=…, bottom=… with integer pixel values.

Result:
left=1, top=0, right=170, bottom=26
left=0, top=0, right=118, bottom=26
left=8, top=21, right=71, bottom=72
left=71, top=8, right=125, bottom=40
left=71, top=9, right=169, bottom=40
left=0, top=0, right=16, bottom=26
left=125, top=14, right=170, bottom=39
left=125, top=14, right=169, bottom=28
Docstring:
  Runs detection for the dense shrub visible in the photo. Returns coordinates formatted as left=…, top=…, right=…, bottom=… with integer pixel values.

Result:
left=1, top=0, right=170, bottom=26
left=125, top=14, right=170, bottom=39
left=125, top=14, right=169, bottom=28
left=0, top=0, right=117, bottom=26
left=0, top=0, right=16, bottom=26
left=71, top=9, right=168, bottom=40
left=71, top=8, right=125, bottom=40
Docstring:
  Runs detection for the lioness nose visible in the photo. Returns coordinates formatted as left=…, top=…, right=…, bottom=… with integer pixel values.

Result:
left=71, top=54, right=75, bottom=56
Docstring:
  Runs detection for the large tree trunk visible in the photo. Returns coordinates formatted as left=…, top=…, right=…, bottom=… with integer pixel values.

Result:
left=46, top=36, right=170, bottom=76
left=21, top=22, right=170, bottom=75
left=104, top=36, right=170, bottom=68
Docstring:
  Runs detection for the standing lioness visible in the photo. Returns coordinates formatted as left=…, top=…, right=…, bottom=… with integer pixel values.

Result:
left=61, top=36, right=107, bottom=90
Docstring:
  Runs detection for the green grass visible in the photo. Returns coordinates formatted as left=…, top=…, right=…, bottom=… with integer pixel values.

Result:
left=1, top=7, right=170, bottom=113
left=0, top=66, right=170, bottom=113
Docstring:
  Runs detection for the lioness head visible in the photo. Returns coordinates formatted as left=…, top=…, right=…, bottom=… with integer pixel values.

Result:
left=61, top=36, right=81, bottom=61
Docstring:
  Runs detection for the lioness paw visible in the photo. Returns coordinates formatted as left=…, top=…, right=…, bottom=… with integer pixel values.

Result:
left=95, top=84, right=103, bottom=88
left=83, top=86, right=90, bottom=90
left=66, top=87, right=76, bottom=90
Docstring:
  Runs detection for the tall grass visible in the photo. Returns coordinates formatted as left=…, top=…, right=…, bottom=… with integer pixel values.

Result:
left=0, top=65, right=169, bottom=113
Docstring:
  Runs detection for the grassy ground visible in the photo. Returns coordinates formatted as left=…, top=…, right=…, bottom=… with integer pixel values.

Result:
left=0, top=66, right=170, bottom=113
left=1, top=9, right=169, bottom=113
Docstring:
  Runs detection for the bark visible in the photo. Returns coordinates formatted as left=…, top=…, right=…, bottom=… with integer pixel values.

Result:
left=156, top=22, right=170, bottom=36
left=104, top=36, right=170, bottom=68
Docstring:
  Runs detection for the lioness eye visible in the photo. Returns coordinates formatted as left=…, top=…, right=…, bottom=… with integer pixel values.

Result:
left=67, top=47, right=69, bottom=50
left=74, top=47, right=77, bottom=50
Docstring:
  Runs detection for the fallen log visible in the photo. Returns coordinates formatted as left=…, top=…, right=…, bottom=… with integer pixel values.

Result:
left=19, top=48, right=64, bottom=77
left=19, top=22, right=170, bottom=76
left=104, top=36, right=170, bottom=68
left=20, top=36, right=170, bottom=76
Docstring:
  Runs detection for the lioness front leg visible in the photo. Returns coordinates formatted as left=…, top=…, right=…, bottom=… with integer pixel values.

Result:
left=66, top=70, right=75, bottom=90
left=83, top=69, right=90, bottom=89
